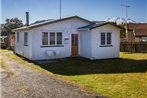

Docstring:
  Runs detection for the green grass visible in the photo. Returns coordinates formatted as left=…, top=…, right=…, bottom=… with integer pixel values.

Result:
left=0, top=49, right=14, bottom=78
left=39, top=52, right=147, bottom=98
left=0, top=49, right=8, bottom=68
left=0, top=49, right=9, bottom=53
left=6, top=51, right=53, bottom=75
left=4, top=51, right=147, bottom=98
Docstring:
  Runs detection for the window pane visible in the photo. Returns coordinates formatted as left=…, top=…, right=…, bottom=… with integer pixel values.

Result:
left=72, top=35, right=74, bottom=46
left=17, top=32, right=19, bottom=42
left=57, top=32, right=62, bottom=45
left=107, top=33, right=111, bottom=44
left=50, top=32, right=55, bottom=45
left=101, top=33, right=105, bottom=45
left=42, top=32, right=48, bottom=45
left=24, top=32, right=28, bottom=45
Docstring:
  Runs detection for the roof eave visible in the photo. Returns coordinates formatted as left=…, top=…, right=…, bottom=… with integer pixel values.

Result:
left=77, top=28, right=90, bottom=31
left=90, top=23, right=125, bottom=30
left=12, top=27, right=30, bottom=32
left=135, top=35, right=147, bottom=37
left=12, top=16, right=92, bottom=32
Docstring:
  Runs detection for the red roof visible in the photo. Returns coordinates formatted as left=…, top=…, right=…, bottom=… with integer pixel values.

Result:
left=128, top=23, right=147, bottom=37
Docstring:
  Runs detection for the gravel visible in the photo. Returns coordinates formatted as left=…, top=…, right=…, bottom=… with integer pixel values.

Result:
left=1, top=53, right=102, bottom=98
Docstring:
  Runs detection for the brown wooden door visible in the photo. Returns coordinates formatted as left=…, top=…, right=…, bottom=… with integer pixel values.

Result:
left=71, top=34, right=78, bottom=57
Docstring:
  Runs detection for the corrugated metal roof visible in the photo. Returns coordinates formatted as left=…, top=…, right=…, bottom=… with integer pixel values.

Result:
left=78, top=22, right=124, bottom=30
left=12, top=16, right=92, bottom=31
left=30, top=19, right=54, bottom=25
left=12, top=16, right=124, bottom=32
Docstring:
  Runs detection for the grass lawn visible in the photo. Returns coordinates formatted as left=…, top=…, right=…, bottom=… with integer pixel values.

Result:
left=0, top=49, right=9, bottom=68
left=0, top=49, right=14, bottom=77
left=5, top=51, right=147, bottom=98
left=0, top=49, right=9, bottom=53
left=39, top=53, right=147, bottom=98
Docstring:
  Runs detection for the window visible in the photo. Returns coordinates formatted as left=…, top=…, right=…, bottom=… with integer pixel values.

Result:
left=42, top=32, right=48, bottom=45
left=57, top=32, right=62, bottom=45
left=17, top=32, right=19, bottom=42
left=101, top=33, right=105, bottom=45
left=50, top=32, right=55, bottom=45
left=42, top=32, right=63, bottom=46
left=107, top=33, right=111, bottom=45
left=24, top=32, right=28, bottom=46
left=100, top=32, right=112, bottom=46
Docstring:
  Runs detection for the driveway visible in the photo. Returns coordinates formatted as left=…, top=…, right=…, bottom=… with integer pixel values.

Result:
left=0, top=52, right=98, bottom=98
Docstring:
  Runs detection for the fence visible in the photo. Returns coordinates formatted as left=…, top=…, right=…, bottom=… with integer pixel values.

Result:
left=120, top=42, right=147, bottom=53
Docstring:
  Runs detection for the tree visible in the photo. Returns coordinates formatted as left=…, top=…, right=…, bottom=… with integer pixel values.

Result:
left=118, top=24, right=126, bottom=38
left=1, top=18, right=23, bottom=35
left=1, top=18, right=23, bottom=50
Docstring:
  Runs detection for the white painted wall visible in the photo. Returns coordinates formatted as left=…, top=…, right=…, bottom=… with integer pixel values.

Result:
left=79, top=31, right=92, bottom=58
left=15, top=29, right=33, bottom=59
left=91, top=24, right=120, bottom=59
left=31, top=17, right=90, bottom=60
left=15, top=17, right=120, bottom=60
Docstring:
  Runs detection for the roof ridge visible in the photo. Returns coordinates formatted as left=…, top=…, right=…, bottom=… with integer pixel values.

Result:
left=12, top=16, right=91, bottom=31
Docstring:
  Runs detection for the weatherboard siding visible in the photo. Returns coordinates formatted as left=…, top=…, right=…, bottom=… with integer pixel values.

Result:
left=79, top=31, right=92, bottom=58
left=91, top=24, right=120, bottom=59
left=31, top=17, right=89, bottom=60
left=79, top=24, right=120, bottom=60
left=14, top=17, right=121, bottom=60
left=15, top=30, right=33, bottom=59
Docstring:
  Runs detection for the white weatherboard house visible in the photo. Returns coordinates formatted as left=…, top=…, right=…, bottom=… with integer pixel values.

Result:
left=13, top=15, right=123, bottom=60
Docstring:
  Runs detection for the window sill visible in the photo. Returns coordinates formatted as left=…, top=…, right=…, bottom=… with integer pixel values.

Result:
left=40, top=45, right=64, bottom=47
left=24, top=45, right=28, bottom=46
left=100, top=45, right=112, bottom=47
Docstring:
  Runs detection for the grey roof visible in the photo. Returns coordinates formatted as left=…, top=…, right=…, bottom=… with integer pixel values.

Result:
left=12, top=16, right=92, bottom=31
left=77, top=21, right=106, bottom=30
left=78, top=22, right=124, bottom=30
left=12, top=16, right=124, bottom=32
left=30, top=19, right=54, bottom=25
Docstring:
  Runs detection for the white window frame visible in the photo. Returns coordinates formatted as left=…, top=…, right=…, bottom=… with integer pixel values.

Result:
left=49, top=32, right=56, bottom=46
left=101, top=32, right=105, bottom=45
left=100, top=32, right=112, bottom=46
left=42, top=32, right=48, bottom=45
left=57, top=32, right=62, bottom=45
left=42, top=32, right=63, bottom=46
left=107, top=32, right=112, bottom=45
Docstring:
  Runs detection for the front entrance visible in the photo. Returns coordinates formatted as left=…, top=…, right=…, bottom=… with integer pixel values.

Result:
left=71, top=34, right=78, bottom=57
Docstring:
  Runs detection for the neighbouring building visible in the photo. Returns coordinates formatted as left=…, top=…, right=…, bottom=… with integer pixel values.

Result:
left=0, top=35, right=8, bottom=49
left=1, top=24, right=15, bottom=49
left=127, top=23, right=147, bottom=42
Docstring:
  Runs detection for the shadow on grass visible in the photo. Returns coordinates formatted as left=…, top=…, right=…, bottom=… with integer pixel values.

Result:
left=36, top=57, right=147, bottom=75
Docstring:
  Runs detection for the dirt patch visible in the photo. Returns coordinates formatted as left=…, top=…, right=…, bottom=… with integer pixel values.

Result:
left=1, top=52, right=101, bottom=98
